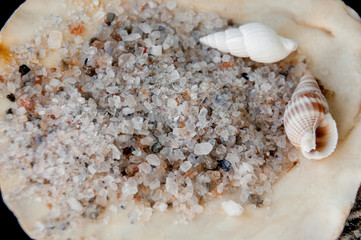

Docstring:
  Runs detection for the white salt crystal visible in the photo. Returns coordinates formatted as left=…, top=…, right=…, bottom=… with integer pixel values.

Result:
left=221, top=200, right=244, bottom=216
left=132, top=117, right=144, bottom=130
left=287, top=148, right=299, bottom=162
left=167, top=98, right=178, bottom=108
left=74, top=36, right=83, bottom=44
left=109, top=205, right=118, bottom=213
left=194, top=142, right=213, bottom=155
left=124, top=95, right=136, bottom=107
left=139, top=23, right=152, bottom=34
left=48, top=30, right=62, bottom=49
left=222, top=54, right=231, bottom=62
left=165, top=177, right=178, bottom=197
left=213, top=56, right=221, bottom=64
left=139, top=162, right=152, bottom=174
left=146, top=154, right=161, bottom=166
left=144, top=38, right=153, bottom=48
left=170, top=70, right=180, bottom=81
left=151, top=45, right=162, bottom=56
left=140, top=136, right=153, bottom=145
left=275, top=135, right=287, bottom=148
left=49, top=78, right=60, bottom=87
left=149, top=179, right=160, bottom=190
left=122, top=107, right=135, bottom=115
left=166, top=1, right=177, bottom=10
left=148, top=1, right=157, bottom=8
left=153, top=202, right=168, bottom=212
left=88, top=164, right=96, bottom=175
left=122, top=178, right=138, bottom=197
left=122, top=33, right=141, bottom=41
left=180, top=161, right=192, bottom=172
left=67, top=197, right=83, bottom=212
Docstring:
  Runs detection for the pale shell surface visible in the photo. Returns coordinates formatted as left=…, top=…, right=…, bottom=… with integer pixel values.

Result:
left=199, top=22, right=298, bottom=63
left=284, top=73, right=338, bottom=160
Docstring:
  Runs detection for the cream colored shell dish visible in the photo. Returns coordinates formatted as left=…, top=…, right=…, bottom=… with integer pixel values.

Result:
left=1, top=0, right=361, bottom=239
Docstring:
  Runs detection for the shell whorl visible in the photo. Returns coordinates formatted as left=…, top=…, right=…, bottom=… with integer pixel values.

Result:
left=284, top=73, right=338, bottom=160
left=199, top=22, right=298, bottom=63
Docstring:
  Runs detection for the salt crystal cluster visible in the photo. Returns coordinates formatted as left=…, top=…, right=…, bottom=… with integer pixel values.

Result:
left=0, top=0, right=301, bottom=231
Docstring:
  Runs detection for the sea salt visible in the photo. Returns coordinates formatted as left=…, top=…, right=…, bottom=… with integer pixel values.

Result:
left=47, top=30, right=62, bottom=49
left=67, top=197, right=83, bottom=212
left=221, top=200, right=244, bottom=216
left=151, top=45, right=162, bottom=56
left=194, top=142, right=213, bottom=155
left=0, top=0, right=300, bottom=228
left=139, top=23, right=153, bottom=34
left=146, top=154, right=161, bottom=166
left=180, top=161, right=192, bottom=172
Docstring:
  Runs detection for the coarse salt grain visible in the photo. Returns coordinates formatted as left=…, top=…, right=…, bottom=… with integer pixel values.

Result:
left=67, top=197, right=83, bottom=212
left=194, top=142, right=213, bottom=155
left=221, top=200, right=244, bottom=216
left=151, top=45, right=162, bottom=56
left=146, top=154, right=161, bottom=166
left=47, top=30, right=62, bottom=49
left=180, top=161, right=192, bottom=172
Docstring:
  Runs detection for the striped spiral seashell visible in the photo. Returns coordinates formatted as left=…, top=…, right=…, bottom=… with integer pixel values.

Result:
left=199, top=22, right=298, bottom=63
left=284, top=73, right=338, bottom=160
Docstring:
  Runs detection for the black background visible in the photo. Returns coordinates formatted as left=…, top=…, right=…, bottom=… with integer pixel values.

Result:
left=0, top=1, right=360, bottom=239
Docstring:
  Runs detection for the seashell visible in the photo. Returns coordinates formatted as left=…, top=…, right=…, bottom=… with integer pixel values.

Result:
left=199, top=22, right=298, bottom=63
left=283, top=73, right=338, bottom=160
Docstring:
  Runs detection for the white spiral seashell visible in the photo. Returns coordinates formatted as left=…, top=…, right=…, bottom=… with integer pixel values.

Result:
left=199, top=23, right=298, bottom=63
left=284, top=73, right=338, bottom=160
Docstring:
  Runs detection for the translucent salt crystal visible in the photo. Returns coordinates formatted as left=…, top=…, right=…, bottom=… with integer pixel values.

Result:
left=109, top=205, right=118, bottom=213
left=222, top=54, right=231, bottom=62
left=165, top=177, right=178, bottom=197
left=153, top=202, right=168, bottom=212
left=216, top=145, right=227, bottom=155
left=287, top=148, right=299, bottom=162
left=188, top=154, right=199, bottom=165
left=132, top=117, right=144, bottom=130
left=140, top=136, right=153, bottom=146
left=139, top=23, right=153, bottom=34
left=139, top=162, right=152, bottom=174
left=122, top=107, right=135, bottom=115
left=49, top=78, right=60, bottom=87
left=152, top=189, right=162, bottom=201
left=124, top=95, right=136, bottom=107
left=149, top=179, right=160, bottom=190
left=261, top=83, right=272, bottom=92
left=151, top=45, right=162, bottom=56
left=67, top=197, right=83, bottom=212
left=194, top=142, right=213, bottom=155
left=122, top=33, right=141, bottom=41
left=146, top=154, right=161, bottom=166
left=166, top=1, right=177, bottom=10
left=275, top=135, right=287, bottom=148
left=122, top=178, right=138, bottom=197
left=198, top=107, right=208, bottom=119
left=48, top=30, right=62, bottom=49
left=213, top=56, right=221, bottom=64
left=167, top=98, right=178, bottom=108
left=170, top=70, right=180, bottom=81
left=162, top=35, right=174, bottom=50
left=88, top=165, right=96, bottom=175
left=148, top=1, right=157, bottom=8
left=74, top=36, right=83, bottom=44
left=144, top=38, right=153, bottom=48
left=221, top=200, right=244, bottom=216
left=180, top=161, right=192, bottom=172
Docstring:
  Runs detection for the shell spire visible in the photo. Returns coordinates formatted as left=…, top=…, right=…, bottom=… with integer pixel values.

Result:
left=199, top=22, right=298, bottom=63
left=283, top=73, right=338, bottom=160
